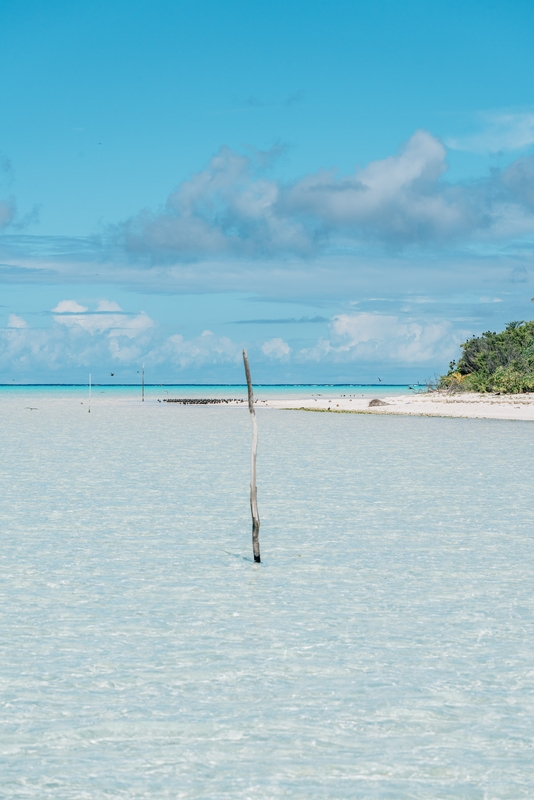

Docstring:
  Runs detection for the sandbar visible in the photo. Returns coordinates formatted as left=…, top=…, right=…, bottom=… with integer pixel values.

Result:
left=260, top=392, right=534, bottom=421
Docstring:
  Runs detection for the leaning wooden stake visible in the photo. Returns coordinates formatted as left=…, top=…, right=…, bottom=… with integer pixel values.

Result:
left=243, top=350, right=260, bottom=563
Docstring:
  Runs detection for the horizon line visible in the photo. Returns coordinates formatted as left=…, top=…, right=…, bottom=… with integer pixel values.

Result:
left=0, top=382, right=416, bottom=388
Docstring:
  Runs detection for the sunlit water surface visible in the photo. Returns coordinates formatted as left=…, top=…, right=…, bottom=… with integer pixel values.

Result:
left=1, top=390, right=533, bottom=798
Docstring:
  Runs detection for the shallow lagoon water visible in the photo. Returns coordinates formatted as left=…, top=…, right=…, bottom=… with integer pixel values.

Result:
left=1, top=391, right=534, bottom=798
left=0, top=382, right=411, bottom=402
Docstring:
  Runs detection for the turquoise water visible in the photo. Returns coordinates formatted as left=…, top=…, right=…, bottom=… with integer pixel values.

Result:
left=0, top=383, right=413, bottom=401
left=1, top=391, right=533, bottom=797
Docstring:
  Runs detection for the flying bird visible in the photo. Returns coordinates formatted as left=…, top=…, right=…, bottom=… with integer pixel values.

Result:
left=110, top=373, right=114, bottom=376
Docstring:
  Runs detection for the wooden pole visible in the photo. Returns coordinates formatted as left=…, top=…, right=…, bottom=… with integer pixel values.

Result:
left=142, top=363, right=145, bottom=402
left=243, top=349, right=260, bottom=563
left=88, top=373, right=91, bottom=413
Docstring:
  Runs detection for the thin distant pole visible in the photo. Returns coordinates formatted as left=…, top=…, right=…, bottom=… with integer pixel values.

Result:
left=243, top=350, right=260, bottom=563
left=88, top=373, right=91, bottom=414
left=142, top=363, right=145, bottom=402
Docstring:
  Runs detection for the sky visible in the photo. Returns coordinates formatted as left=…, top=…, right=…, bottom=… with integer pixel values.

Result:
left=2, top=0, right=534, bottom=384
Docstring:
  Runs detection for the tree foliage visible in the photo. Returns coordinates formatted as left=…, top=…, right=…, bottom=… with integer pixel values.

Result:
left=440, top=321, right=534, bottom=393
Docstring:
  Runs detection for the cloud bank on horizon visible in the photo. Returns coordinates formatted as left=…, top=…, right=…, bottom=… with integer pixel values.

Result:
left=0, top=296, right=462, bottom=382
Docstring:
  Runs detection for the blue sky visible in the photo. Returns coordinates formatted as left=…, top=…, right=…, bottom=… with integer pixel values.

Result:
left=2, top=0, right=534, bottom=383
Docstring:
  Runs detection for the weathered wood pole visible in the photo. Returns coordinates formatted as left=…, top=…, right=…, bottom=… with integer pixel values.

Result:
left=88, top=373, right=91, bottom=414
left=142, top=363, right=145, bottom=402
left=243, top=349, right=260, bottom=563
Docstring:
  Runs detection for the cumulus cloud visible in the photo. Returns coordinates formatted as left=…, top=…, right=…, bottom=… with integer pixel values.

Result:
left=149, top=329, right=242, bottom=369
left=1, top=300, right=156, bottom=375
left=286, top=130, right=477, bottom=243
left=299, top=312, right=458, bottom=365
left=55, top=310, right=154, bottom=337
left=7, top=314, right=27, bottom=328
left=0, top=324, right=241, bottom=379
left=96, top=299, right=123, bottom=312
left=52, top=299, right=154, bottom=338
left=52, top=300, right=88, bottom=313
left=261, top=337, right=291, bottom=360
left=116, top=146, right=312, bottom=260
left=0, top=295, right=255, bottom=377
left=1, top=324, right=106, bottom=373
left=110, top=130, right=534, bottom=259
left=0, top=298, right=473, bottom=379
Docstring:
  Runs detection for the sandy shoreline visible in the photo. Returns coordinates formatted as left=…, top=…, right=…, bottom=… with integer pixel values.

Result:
left=6, top=389, right=534, bottom=420
left=261, top=392, right=534, bottom=421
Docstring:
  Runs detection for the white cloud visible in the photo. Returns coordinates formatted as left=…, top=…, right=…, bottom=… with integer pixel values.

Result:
left=54, top=308, right=154, bottom=338
left=261, top=337, right=291, bottom=360
left=286, top=130, right=467, bottom=241
left=110, top=129, right=534, bottom=257
left=1, top=325, right=106, bottom=373
left=0, top=302, right=246, bottom=377
left=7, top=314, right=27, bottom=328
left=52, top=300, right=88, bottom=313
left=96, top=299, right=123, bottom=311
left=299, top=313, right=458, bottom=365
left=50, top=299, right=153, bottom=339
left=0, top=303, right=473, bottom=379
left=1, top=303, right=157, bottom=374
left=117, top=146, right=311, bottom=259
left=149, top=329, right=242, bottom=369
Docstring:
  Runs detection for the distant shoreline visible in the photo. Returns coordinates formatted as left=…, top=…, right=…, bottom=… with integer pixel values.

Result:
left=4, top=386, right=533, bottom=420
left=0, top=382, right=412, bottom=388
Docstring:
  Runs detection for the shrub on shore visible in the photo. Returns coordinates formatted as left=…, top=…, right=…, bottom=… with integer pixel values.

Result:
left=439, top=321, right=534, bottom=393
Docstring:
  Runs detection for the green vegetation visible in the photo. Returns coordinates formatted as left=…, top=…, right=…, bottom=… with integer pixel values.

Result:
left=439, top=321, right=534, bottom=393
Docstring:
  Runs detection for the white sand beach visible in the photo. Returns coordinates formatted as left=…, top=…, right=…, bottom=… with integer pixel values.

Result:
left=261, top=391, right=534, bottom=421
